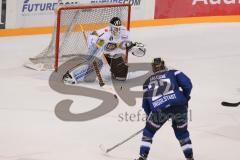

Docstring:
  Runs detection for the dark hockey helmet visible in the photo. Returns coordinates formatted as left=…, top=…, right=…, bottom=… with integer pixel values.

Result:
left=152, top=58, right=166, bottom=73
left=110, top=17, right=122, bottom=37
left=110, top=17, right=122, bottom=26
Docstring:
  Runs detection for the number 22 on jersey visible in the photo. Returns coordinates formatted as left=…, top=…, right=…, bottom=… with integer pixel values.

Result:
left=148, top=78, right=174, bottom=101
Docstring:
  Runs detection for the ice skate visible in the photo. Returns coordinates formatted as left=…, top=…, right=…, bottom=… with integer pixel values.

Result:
left=63, top=71, right=75, bottom=84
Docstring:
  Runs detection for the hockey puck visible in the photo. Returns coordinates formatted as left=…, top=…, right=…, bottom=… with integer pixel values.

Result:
left=114, top=94, right=118, bottom=99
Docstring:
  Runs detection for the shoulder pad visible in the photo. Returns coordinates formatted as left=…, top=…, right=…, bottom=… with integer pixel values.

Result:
left=96, top=27, right=109, bottom=37
left=173, top=70, right=182, bottom=76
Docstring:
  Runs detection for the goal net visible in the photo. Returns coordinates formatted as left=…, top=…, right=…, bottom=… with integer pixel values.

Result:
left=24, top=3, right=131, bottom=71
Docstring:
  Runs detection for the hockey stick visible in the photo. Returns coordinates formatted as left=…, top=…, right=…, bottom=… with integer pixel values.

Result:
left=221, top=101, right=240, bottom=107
left=93, top=60, right=105, bottom=86
left=99, top=128, right=143, bottom=153
left=80, top=25, right=105, bottom=87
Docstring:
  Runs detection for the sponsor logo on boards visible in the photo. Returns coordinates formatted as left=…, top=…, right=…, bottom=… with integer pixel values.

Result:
left=192, top=0, right=240, bottom=5
left=21, top=0, right=79, bottom=16
left=90, top=0, right=141, bottom=6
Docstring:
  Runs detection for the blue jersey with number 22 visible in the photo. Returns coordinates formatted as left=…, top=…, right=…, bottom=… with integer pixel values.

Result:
left=142, top=70, right=192, bottom=115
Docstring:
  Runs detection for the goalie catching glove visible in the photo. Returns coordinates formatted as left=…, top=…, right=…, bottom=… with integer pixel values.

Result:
left=121, top=41, right=146, bottom=57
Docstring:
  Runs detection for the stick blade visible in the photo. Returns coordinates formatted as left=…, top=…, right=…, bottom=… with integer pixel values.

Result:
left=99, top=144, right=107, bottom=154
left=221, top=101, right=240, bottom=107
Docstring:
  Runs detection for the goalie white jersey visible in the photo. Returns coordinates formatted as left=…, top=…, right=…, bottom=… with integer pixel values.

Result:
left=63, top=26, right=130, bottom=84
left=87, top=26, right=129, bottom=58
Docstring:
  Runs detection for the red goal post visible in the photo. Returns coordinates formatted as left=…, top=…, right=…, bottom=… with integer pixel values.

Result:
left=54, top=3, right=131, bottom=72
left=24, top=3, right=131, bottom=72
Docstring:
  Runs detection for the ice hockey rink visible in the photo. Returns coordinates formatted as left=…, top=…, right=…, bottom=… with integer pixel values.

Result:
left=0, top=23, right=240, bottom=160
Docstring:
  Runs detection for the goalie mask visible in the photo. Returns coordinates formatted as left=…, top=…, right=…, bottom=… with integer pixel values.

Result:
left=152, top=58, right=166, bottom=73
left=110, top=17, right=122, bottom=37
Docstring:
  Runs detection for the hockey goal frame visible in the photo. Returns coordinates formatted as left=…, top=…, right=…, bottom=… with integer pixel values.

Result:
left=54, top=3, right=131, bottom=72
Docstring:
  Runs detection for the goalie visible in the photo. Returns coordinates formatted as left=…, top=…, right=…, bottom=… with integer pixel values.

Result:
left=63, top=17, right=145, bottom=84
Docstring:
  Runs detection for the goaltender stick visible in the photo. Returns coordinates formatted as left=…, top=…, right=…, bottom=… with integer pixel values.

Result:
left=63, top=17, right=145, bottom=84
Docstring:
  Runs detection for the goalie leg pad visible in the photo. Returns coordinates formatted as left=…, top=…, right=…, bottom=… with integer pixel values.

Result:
left=66, top=59, right=103, bottom=84
left=110, top=57, right=128, bottom=81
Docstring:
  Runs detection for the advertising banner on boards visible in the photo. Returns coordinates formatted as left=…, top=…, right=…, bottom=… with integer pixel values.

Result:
left=6, top=0, right=154, bottom=29
left=0, top=0, right=6, bottom=29
left=155, top=0, right=240, bottom=19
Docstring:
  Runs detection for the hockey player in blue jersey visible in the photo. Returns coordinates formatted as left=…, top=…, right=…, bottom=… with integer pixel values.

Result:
left=135, top=58, right=194, bottom=160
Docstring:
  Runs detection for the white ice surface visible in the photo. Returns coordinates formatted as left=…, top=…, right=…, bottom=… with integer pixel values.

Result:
left=0, top=23, right=240, bottom=160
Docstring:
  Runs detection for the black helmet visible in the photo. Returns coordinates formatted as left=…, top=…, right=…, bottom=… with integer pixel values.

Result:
left=110, top=17, right=122, bottom=26
left=109, top=17, right=122, bottom=37
left=152, top=58, right=166, bottom=73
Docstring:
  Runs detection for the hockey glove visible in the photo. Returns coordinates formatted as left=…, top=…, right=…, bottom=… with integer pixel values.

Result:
left=127, top=42, right=146, bottom=57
